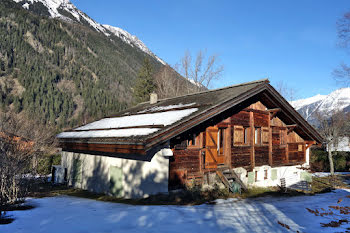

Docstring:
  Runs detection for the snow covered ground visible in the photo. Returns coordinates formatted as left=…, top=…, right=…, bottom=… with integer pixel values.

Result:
left=2, top=190, right=350, bottom=233
left=312, top=172, right=350, bottom=177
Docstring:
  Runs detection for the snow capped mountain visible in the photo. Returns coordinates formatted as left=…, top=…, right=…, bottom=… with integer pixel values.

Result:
left=13, top=0, right=165, bottom=64
left=103, top=25, right=165, bottom=65
left=14, top=0, right=108, bottom=34
left=290, top=88, right=350, bottom=123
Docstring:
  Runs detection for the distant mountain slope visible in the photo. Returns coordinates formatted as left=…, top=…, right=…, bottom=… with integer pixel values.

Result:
left=102, top=24, right=165, bottom=65
left=290, top=88, right=350, bottom=124
left=0, top=0, right=165, bottom=129
left=12, top=0, right=165, bottom=64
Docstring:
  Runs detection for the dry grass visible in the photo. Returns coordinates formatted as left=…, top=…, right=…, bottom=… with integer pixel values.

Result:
left=24, top=174, right=350, bottom=206
left=48, top=186, right=232, bottom=206
left=311, top=175, right=349, bottom=194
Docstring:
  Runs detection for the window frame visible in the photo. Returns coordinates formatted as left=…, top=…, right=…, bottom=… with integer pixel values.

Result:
left=187, top=133, right=201, bottom=148
left=254, top=127, right=261, bottom=145
left=218, top=128, right=225, bottom=156
left=233, top=125, right=250, bottom=146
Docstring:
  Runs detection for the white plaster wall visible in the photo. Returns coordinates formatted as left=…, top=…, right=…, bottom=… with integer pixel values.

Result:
left=232, top=165, right=310, bottom=188
left=305, top=147, right=310, bottom=166
left=232, top=167, right=248, bottom=185
left=253, top=165, right=302, bottom=187
left=61, top=151, right=169, bottom=198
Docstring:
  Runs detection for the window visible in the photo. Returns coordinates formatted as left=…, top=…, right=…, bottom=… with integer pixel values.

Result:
left=218, top=128, right=225, bottom=155
left=264, top=170, right=268, bottom=180
left=298, top=144, right=303, bottom=152
left=261, top=127, right=269, bottom=144
left=255, top=128, right=261, bottom=145
left=255, top=171, right=258, bottom=182
left=244, top=127, right=249, bottom=144
left=234, top=126, right=250, bottom=145
left=233, top=126, right=244, bottom=145
left=188, top=133, right=198, bottom=147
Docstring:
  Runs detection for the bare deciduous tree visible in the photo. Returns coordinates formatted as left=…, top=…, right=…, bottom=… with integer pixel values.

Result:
left=334, top=12, right=350, bottom=86
left=274, top=81, right=298, bottom=101
left=333, top=63, right=350, bottom=87
left=154, top=65, right=185, bottom=99
left=0, top=111, right=56, bottom=215
left=315, top=109, right=349, bottom=176
left=176, top=50, right=224, bottom=93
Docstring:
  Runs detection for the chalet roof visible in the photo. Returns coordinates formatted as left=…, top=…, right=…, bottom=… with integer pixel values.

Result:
left=57, top=79, right=323, bottom=150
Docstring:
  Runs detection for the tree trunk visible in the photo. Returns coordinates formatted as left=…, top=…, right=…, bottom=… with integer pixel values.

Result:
left=328, top=144, right=335, bottom=188
left=328, top=146, right=335, bottom=176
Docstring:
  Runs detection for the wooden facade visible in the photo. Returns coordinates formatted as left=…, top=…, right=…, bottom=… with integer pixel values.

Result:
left=169, top=101, right=314, bottom=189
left=58, top=79, right=323, bottom=195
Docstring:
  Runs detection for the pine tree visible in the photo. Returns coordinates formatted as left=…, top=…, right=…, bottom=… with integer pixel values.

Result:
left=133, top=58, right=155, bottom=103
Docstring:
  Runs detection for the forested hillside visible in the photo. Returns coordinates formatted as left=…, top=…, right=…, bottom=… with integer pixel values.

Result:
left=0, top=0, right=163, bottom=129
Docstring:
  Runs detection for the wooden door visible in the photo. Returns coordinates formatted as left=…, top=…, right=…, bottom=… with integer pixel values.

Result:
left=205, top=127, right=219, bottom=169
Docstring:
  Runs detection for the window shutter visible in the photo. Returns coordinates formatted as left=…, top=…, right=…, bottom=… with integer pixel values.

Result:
left=261, top=127, right=269, bottom=144
left=233, top=126, right=244, bottom=145
left=298, top=144, right=303, bottom=152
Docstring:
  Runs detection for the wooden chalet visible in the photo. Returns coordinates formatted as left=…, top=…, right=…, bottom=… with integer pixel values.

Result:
left=57, top=79, right=322, bottom=197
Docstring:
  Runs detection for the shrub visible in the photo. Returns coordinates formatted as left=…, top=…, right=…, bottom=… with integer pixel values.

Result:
left=310, top=148, right=350, bottom=172
left=310, top=148, right=329, bottom=172
left=333, top=151, right=349, bottom=172
left=36, top=154, right=61, bottom=175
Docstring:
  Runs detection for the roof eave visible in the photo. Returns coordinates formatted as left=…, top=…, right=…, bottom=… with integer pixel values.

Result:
left=264, top=84, right=324, bottom=143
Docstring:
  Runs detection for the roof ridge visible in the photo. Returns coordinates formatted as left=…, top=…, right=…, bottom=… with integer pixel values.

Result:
left=152, top=78, right=269, bottom=103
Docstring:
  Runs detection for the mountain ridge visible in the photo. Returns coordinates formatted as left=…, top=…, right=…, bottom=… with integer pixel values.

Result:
left=12, top=0, right=165, bottom=64
left=290, top=88, right=350, bottom=124
left=0, top=0, right=165, bottom=129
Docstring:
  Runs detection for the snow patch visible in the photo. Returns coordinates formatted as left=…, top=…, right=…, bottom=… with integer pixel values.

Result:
left=290, top=94, right=326, bottom=110
left=57, top=128, right=159, bottom=138
left=137, top=103, right=196, bottom=113
left=4, top=190, right=350, bottom=233
left=75, top=108, right=198, bottom=131
left=22, top=2, right=30, bottom=9
left=57, top=108, right=198, bottom=138
left=103, top=24, right=165, bottom=65
left=290, top=88, right=350, bottom=121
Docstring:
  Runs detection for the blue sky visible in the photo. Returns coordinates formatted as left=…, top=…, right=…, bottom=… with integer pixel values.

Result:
left=71, top=0, right=349, bottom=99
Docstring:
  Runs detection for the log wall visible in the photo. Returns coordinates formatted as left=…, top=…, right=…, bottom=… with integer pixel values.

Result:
left=169, top=147, right=202, bottom=189
left=255, top=146, right=269, bottom=166
left=231, top=146, right=251, bottom=167
left=169, top=101, right=308, bottom=189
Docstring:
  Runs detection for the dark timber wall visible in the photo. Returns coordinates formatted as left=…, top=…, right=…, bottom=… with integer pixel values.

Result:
left=169, top=101, right=308, bottom=189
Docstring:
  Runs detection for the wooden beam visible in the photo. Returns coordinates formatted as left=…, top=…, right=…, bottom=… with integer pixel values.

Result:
left=286, top=124, right=297, bottom=134
left=250, top=111, right=255, bottom=168
left=61, top=142, right=146, bottom=155
left=305, top=140, right=316, bottom=150
left=268, top=108, right=281, bottom=120
left=268, top=108, right=281, bottom=112
left=263, top=87, right=324, bottom=143
left=268, top=112, right=273, bottom=166
left=284, top=130, right=289, bottom=164
left=225, top=125, right=232, bottom=167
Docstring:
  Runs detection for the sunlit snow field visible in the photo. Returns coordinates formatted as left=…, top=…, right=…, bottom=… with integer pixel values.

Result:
left=2, top=189, right=350, bottom=233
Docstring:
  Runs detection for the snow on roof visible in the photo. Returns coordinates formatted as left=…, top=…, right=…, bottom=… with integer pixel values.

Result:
left=57, top=108, right=198, bottom=138
left=57, top=128, right=159, bottom=139
left=137, top=103, right=196, bottom=114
